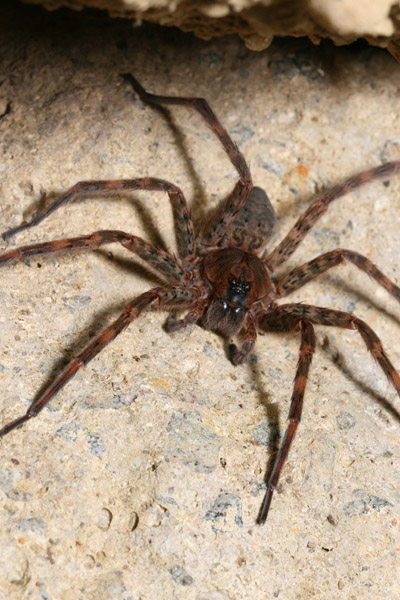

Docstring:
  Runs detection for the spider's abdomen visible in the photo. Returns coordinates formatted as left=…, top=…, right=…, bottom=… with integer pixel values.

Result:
left=201, top=247, right=273, bottom=335
left=222, top=187, right=278, bottom=254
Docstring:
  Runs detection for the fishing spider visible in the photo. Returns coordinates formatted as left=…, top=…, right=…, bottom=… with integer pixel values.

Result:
left=1, top=74, right=400, bottom=524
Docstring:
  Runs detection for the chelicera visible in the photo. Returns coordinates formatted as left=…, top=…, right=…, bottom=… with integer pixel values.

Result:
left=1, top=74, right=399, bottom=524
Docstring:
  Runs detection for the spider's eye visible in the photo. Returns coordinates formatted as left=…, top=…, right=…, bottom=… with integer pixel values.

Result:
left=221, top=301, right=228, bottom=312
left=234, top=307, right=243, bottom=314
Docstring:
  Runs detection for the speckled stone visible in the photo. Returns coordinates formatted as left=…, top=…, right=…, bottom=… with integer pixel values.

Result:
left=0, top=3, right=399, bottom=599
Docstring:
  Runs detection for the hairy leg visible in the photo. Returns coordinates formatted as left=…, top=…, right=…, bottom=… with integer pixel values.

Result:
left=229, top=312, right=257, bottom=365
left=275, top=248, right=400, bottom=301
left=164, top=297, right=210, bottom=332
left=257, top=320, right=316, bottom=524
left=0, top=229, right=184, bottom=283
left=265, top=162, right=400, bottom=271
left=0, top=286, right=198, bottom=438
left=3, top=177, right=195, bottom=259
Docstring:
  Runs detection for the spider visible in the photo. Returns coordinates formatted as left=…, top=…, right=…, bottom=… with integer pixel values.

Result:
left=1, top=74, right=400, bottom=525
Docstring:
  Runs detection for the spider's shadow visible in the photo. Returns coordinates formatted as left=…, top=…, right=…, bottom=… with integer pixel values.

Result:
left=96, top=248, right=166, bottom=284
left=220, top=335, right=282, bottom=483
left=329, top=274, right=400, bottom=328
left=247, top=350, right=282, bottom=482
left=134, top=99, right=208, bottom=226
left=23, top=250, right=168, bottom=415
left=29, top=300, right=136, bottom=415
left=320, top=334, right=400, bottom=422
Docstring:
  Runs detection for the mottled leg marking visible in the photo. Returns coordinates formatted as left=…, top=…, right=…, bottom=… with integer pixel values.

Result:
left=276, top=248, right=400, bottom=302
left=266, top=162, right=400, bottom=271
left=199, top=180, right=253, bottom=248
left=0, top=230, right=184, bottom=283
left=257, top=320, right=316, bottom=524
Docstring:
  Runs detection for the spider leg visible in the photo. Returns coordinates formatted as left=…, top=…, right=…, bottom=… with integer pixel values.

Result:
left=3, top=177, right=195, bottom=259
left=229, top=312, right=258, bottom=365
left=265, top=162, right=400, bottom=271
left=257, top=302, right=400, bottom=521
left=0, top=286, right=197, bottom=438
left=260, top=303, right=400, bottom=396
left=199, top=180, right=253, bottom=248
left=123, top=73, right=253, bottom=247
left=165, top=297, right=210, bottom=332
left=275, top=249, right=400, bottom=302
left=0, top=230, right=184, bottom=283
left=123, top=73, right=251, bottom=186
left=257, top=320, right=315, bottom=524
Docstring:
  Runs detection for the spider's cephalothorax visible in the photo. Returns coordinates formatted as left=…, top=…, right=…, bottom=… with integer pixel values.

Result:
left=1, top=74, right=400, bottom=525
left=201, top=246, right=275, bottom=337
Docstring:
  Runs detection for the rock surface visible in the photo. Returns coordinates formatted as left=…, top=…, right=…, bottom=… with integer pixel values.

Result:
left=0, top=3, right=399, bottom=599
left=22, top=0, right=400, bottom=51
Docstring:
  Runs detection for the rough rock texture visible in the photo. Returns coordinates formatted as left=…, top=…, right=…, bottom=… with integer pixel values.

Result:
left=1, top=3, right=400, bottom=599
left=22, top=0, right=400, bottom=51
